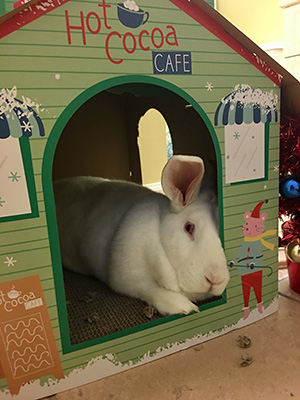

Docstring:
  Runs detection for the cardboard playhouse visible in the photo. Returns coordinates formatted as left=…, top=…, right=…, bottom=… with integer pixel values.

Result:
left=0, top=0, right=299, bottom=398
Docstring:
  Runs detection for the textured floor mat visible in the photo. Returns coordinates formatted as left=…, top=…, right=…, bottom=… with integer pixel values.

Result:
left=63, top=269, right=221, bottom=345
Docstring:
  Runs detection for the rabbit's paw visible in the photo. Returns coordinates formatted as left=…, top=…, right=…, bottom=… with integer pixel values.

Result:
left=154, top=291, right=199, bottom=316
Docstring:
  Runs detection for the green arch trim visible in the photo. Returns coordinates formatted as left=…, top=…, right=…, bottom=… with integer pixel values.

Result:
left=42, top=74, right=225, bottom=354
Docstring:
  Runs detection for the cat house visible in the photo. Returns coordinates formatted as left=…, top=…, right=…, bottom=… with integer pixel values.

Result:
left=0, top=0, right=299, bottom=398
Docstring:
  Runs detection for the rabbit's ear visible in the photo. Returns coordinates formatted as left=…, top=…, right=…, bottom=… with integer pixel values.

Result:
left=161, top=155, right=205, bottom=212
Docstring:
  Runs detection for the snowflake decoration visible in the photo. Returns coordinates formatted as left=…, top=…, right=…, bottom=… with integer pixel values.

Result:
left=21, top=120, right=32, bottom=132
left=233, top=131, right=240, bottom=140
left=0, top=197, right=5, bottom=207
left=8, top=172, right=21, bottom=182
left=273, top=164, right=279, bottom=172
left=222, top=84, right=278, bottom=110
left=205, top=82, right=214, bottom=91
left=4, top=256, right=17, bottom=267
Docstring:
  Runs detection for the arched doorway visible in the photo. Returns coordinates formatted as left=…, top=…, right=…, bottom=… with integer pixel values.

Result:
left=42, top=75, right=224, bottom=352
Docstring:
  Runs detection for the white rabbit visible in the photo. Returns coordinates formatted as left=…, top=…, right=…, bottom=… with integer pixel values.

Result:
left=54, top=155, right=230, bottom=316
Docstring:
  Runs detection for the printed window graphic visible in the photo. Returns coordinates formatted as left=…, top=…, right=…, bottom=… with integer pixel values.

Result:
left=214, top=84, right=277, bottom=185
left=224, top=123, right=265, bottom=184
left=0, top=87, right=44, bottom=221
left=0, top=137, right=32, bottom=218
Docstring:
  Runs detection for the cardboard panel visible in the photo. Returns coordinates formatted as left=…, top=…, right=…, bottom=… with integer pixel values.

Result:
left=53, top=86, right=217, bottom=193
left=53, top=91, right=134, bottom=181
left=0, top=0, right=283, bottom=398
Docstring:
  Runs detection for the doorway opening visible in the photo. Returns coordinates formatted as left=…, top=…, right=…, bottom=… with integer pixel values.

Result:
left=44, top=76, right=224, bottom=352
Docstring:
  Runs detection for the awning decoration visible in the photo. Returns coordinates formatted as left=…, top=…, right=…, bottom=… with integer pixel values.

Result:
left=214, top=84, right=278, bottom=126
left=0, top=88, right=45, bottom=139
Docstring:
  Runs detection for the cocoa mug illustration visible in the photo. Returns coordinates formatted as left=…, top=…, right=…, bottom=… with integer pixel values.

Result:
left=7, top=286, right=21, bottom=299
left=117, top=0, right=149, bottom=29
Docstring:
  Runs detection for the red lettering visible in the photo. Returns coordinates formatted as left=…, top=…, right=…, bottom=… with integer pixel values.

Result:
left=65, top=10, right=86, bottom=46
left=151, top=27, right=164, bottom=49
left=106, top=31, right=123, bottom=64
left=98, top=0, right=111, bottom=30
left=139, top=29, right=150, bottom=51
left=165, top=25, right=178, bottom=46
left=123, top=32, right=136, bottom=54
left=86, top=12, right=101, bottom=34
left=65, top=7, right=179, bottom=64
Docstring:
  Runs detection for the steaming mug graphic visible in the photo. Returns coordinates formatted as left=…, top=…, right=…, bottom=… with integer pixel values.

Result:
left=117, top=3, right=149, bottom=29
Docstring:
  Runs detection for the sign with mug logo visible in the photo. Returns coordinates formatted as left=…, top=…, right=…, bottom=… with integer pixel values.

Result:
left=0, top=275, right=64, bottom=395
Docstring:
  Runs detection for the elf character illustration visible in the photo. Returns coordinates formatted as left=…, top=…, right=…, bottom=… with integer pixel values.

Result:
left=230, top=200, right=276, bottom=320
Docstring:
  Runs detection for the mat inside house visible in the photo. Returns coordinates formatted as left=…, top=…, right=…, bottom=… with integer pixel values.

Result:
left=63, top=269, right=221, bottom=345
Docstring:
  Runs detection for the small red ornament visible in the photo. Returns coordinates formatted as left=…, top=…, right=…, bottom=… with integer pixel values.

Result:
left=287, top=259, right=300, bottom=294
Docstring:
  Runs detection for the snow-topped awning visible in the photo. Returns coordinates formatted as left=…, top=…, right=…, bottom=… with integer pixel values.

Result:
left=214, top=85, right=278, bottom=126
left=0, top=88, right=45, bottom=139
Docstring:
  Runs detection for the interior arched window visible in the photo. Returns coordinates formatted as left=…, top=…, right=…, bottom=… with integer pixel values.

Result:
left=138, top=108, right=173, bottom=191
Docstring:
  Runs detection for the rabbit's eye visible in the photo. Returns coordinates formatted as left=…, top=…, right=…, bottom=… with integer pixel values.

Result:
left=184, top=222, right=195, bottom=240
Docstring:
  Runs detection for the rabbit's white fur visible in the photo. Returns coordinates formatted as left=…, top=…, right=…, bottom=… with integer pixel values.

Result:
left=54, top=155, right=230, bottom=316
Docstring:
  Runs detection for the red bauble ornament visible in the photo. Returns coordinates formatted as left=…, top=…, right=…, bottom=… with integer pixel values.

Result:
left=287, top=258, right=300, bottom=294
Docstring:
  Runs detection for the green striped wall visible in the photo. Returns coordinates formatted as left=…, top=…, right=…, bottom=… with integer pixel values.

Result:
left=0, top=0, right=279, bottom=393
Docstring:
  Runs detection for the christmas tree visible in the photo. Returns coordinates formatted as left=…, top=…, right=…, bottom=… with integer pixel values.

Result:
left=279, top=113, right=300, bottom=293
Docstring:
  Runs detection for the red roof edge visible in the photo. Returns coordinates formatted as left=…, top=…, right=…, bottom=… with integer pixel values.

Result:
left=0, top=0, right=71, bottom=39
left=0, top=0, right=289, bottom=88
left=170, top=0, right=282, bottom=87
